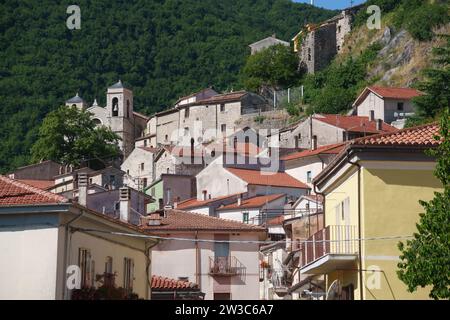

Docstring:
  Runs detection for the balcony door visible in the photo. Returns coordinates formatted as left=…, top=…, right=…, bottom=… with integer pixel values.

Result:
left=214, top=241, right=230, bottom=274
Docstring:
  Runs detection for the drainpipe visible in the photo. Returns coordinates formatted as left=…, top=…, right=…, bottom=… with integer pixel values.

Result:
left=61, top=207, right=85, bottom=300
left=195, top=231, right=201, bottom=289
left=345, top=149, right=364, bottom=301
left=145, top=239, right=160, bottom=300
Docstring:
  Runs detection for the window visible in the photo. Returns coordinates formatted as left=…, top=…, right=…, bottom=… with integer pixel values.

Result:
left=185, top=107, right=190, bottom=118
left=123, top=258, right=134, bottom=293
left=112, top=98, right=119, bottom=117
left=220, top=104, right=225, bottom=112
left=337, top=25, right=342, bottom=33
left=126, top=170, right=129, bottom=175
left=105, top=256, right=113, bottom=274
left=397, top=102, right=404, bottom=111
left=140, top=163, right=144, bottom=171
left=89, top=178, right=93, bottom=184
left=109, top=175, right=115, bottom=185
left=166, top=188, right=171, bottom=204
left=308, top=48, right=312, bottom=61
left=158, top=198, right=163, bottom=209
left=184, top=127, right=189, bottom=136
left=243, top=212, right=249, bottom=224
left=165, top=134, right=168, bottom=142
left=221, top=124, right=226, bottom=133
left=305, top=203, right=310, bottom=211
left=307, top=171, right=312, bottom=183
left=126, top=100, right=130, bottom=118
left=144, top=139, right=147, bottom=147
left=78, top=248, right=93, bottom=288
left=166, top=168, right=170, bottom=174
left=143, top=178, right=148, bottom=188
left=202, top=190, right=207, bottom=201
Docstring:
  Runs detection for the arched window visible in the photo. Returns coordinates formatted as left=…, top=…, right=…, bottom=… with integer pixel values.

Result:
left=126, top=100, right=130, bottom=118
left=71, top=104, right=77, bottom=108
left=190, top=138, right=195, bottom=164
left=92, top=118, right=102, bottom=126
left=112, top=97, right=119, bottom=117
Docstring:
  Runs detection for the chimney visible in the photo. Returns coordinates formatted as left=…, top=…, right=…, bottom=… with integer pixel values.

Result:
left=146, top=213, right=162, bottom=226
left=237, top=194, right=242, bottom=207
left=369, top=110, right=375, bottom=121
left=376, top=119, right=383, bottom=131
left=78, top=173, right=88, bottom=207
left=119, top=187, right=131, bottom=222
left=311, top=135, right=318, bottom=151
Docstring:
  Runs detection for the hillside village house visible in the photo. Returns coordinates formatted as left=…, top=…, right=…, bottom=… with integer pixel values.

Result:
left=272, top=114, right=397, bottom=150
left=151, top=90, right=268, bottom=146
left=249, top=35, right=290, bottom=55
left=301, top=123, right=442, bottom=300
left=146, top=174, right=196, bottom=213
left=66, top=80, right=149, bottom=157
left=142, top=210, right=267, bottom=300
left=121, top=146, right=159, bottom=190
left=350, top=86, right=422, bottom=128
left=281, top=143, right=346, bottom=189
left=0, top=176, right=156, bottom=300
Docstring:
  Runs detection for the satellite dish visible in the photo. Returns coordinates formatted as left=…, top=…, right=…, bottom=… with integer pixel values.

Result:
left=326, top=279, right=341, bottom=300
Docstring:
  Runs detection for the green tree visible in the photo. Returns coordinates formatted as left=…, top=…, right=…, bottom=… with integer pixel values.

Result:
left=409, top=35, right=450, bottom=126
left=242, top=44, right=301, bottom=91
left=397, top=109, right=450, bottom=300
left=31, top=106, right=121, bottom=167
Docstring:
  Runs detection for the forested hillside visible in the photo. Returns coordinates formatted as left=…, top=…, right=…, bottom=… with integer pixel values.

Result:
left=0, top=0, right=335, bottom=173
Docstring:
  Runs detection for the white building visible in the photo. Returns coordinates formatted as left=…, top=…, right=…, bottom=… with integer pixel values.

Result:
left=121, top=146, right=159, bottom=190
left=0, top=175, right=155, bottom=300
left=350, top=86, right=421, bottom=127
left=142, top=210, right=267, bottom=300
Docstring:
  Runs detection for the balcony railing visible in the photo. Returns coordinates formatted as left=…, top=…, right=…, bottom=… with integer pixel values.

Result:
left=300, top=225, right=357, bottom=268
left=209, top=256, right=246, bottom=277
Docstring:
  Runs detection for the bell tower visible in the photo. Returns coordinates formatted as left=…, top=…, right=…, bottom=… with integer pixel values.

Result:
left=106, top=80, right=135, bottom=157
left=66, top=93, right=86, bottom=110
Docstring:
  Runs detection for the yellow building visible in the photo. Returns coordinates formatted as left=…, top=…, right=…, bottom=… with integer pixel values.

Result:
left=298, top=123, right=442, bottom=300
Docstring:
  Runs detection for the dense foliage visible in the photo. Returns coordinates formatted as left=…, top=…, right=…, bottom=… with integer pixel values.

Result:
left=354, top=0, right=449, bottom=41
left=301, top=42, right=382, bottom=114
left=31, top=106, right=120, bottom=167
left=407, top=35, right=450, bottom=127
left=241, top=44, right=301, bottom=91
left=0, top=0, right=335, bottom=173
left=397, top=110, right=450, bottom=300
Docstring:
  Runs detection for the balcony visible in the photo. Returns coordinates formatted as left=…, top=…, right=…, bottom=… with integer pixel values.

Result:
left=299, top=225, right=358, bottom=275
left=270, top=269, right=290, bottom=296
left=209, top=256, right=246, bottom=277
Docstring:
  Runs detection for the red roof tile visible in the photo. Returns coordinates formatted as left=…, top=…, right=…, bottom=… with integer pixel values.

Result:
left=351, top=122, right=440, bottom=147
left=369, top=86, right=422, bottom=100
left=176, top=193, right=242, bottom=210
left=281, top=143, right=346, bottom=161
left=151, top=275, right=199, bottom=291
left=226, top=168, right=310, bottom=189
left=142, top=209, right=266, bottom=232
left=267, top=215, right=284, bottom=226
left=217, top=194, right=285, bottom=211
left=16, top=179, right=54, bottom=190
left=314, top=115, right=398, bottom=134
left=0, top=176, right=68, bottom=206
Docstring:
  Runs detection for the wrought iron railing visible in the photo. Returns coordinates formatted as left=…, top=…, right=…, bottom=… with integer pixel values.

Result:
left=209, top=256, right=246, bottom=277
left=300, top=225, right=357, bottom=268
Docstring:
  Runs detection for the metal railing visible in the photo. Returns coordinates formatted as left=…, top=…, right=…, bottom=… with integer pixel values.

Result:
left=209, top=256, right=246, bottom=277
left=270, top=269, right=289, bottom=289
left=300, top=225, right=357, bottom=267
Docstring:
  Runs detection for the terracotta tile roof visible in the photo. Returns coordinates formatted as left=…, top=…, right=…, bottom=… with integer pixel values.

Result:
left=313, top=123, right=441, bottom=185
left=151, top=275, right=199, bottom=291
left=226, top=168, right=310, bottom=189
left=16, top=179, right=54, bottom=190
left=351, top=122, right=440, bottom=147
left=368, top=86, right=422, bottom=100
left=0, top=176, right=68, bottom=206
left=142, top=209, right=266, bottom=232
left=281, top=143, right=346, bottom=161
left=176, top=193, right=243, bottom=210
left=314, top=114, right=398, bottom=134
left=217, top=194, right=285, bottom=211
left=267, top=215, right=284, bottom=226
left=195, top=91, right=248, bottom=105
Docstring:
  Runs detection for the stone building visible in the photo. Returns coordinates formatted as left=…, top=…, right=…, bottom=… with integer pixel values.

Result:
left=249, top=35, right=290, bottom=55
left=292, top=5, right=363, bottom=74
left=150, top=90, right=268, bottom=147
left=270, top=114, right=398, bottom=150
left=66, top=80, right=148, bottom=158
